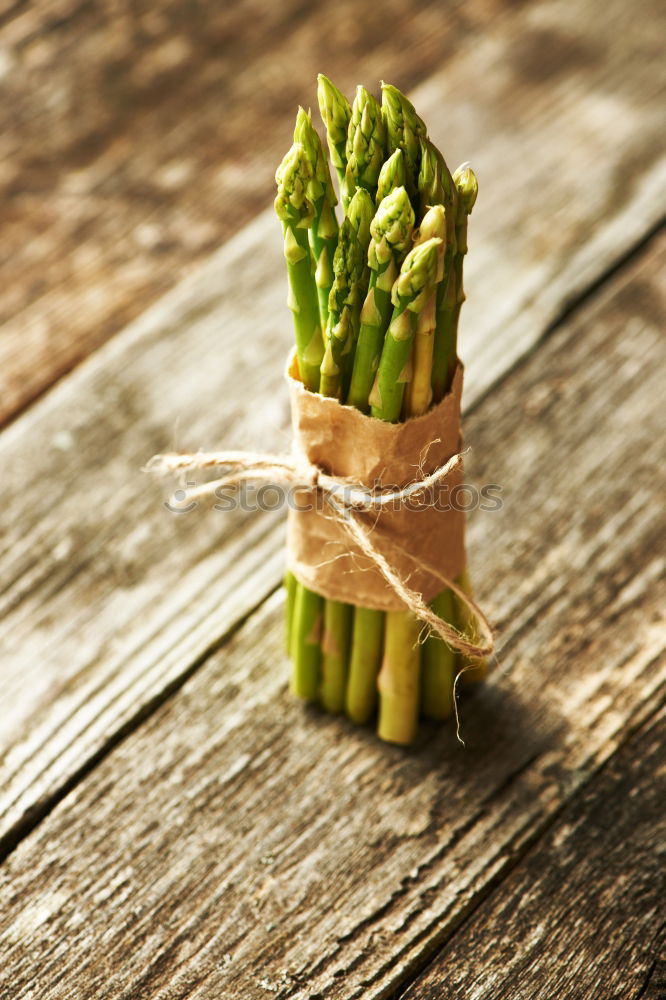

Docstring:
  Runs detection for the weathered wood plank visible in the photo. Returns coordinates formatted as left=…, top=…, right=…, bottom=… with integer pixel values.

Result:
left=2, top=0, right=665, bottom=851
left=0, top=0, right=511, bottom=425
left=400, top=707, right=666, bottom=1000
left=0, top=233, right=663, bottom=999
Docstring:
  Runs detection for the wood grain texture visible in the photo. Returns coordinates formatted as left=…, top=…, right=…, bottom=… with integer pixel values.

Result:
left=400, top=706, right=666, bottom=1000
left=2, top=0, right=665, bottom=855
left=0, top=233, right=663, bottom=1000
left=0, top=0, right=507, bottom=425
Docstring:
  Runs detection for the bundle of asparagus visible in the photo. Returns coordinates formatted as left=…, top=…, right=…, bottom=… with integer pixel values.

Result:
left=278, top=77, right=485, bottom=745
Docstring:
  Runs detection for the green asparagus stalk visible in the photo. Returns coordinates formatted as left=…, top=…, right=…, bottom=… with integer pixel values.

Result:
left=369, top=237, right=444, bottom=745
left=345, top=606, right=384, bottom=724
left=434, top=163, right=478, bottom=398
left=450, top=163, right=478, bottom=355
left=317, top=73, right=352, bottom=194
left=318, top=220, right=366, bottom=707
left=344, top=86, right=385, bottom=208
left=346, top=187, right=374, bottom=255
left=417, top=136, right=444, bottom=214
left=294, top=107, right=339, bottom=328
left=320, top=599, right=353, bottom=712
left=440, top=165, right=484, bottom=695
left=346, top=186, right=415, bottom=412
left=343, top=188, right=375, bottom=395
left=381, top=82, right=428, bottom=199
left=376, top=148, right=406, bottom=204
left=419, top=138, right=461, bottom=402
left=289, top=584, right=323, bottom=699
left=418, top=138, right=457, bottom=222
left=343, top=189, right=413, bottom=726
left=421, top=588, right=457, bottom=718
left=341, top=188, right=407, bottom=726
left=369, top=237, right=443, bottom=422
left=275, top=142, right=324, bottom=392
left=285, top=568, right=297, bottom=653
left=276, top=142, right=326, bottom=700
left=320, top=218, right=365, bottom=399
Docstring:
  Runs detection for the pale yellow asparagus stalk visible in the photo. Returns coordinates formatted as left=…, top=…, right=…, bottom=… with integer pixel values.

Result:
left=405, top=205, right=446, bottom=416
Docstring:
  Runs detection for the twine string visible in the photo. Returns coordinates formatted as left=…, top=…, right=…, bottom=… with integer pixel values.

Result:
left=147, top=448, right=495, bottom=662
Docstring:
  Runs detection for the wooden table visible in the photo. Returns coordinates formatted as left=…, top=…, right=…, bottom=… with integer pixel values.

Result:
left=1, top=1, right=665, bottom=997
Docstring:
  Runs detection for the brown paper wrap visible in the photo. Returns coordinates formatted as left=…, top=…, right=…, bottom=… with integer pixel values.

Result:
left=286, top=354, right=466, bottom=611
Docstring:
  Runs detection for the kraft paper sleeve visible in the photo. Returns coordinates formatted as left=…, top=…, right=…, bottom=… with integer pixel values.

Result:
left=285, top=353, right=467, bottom=611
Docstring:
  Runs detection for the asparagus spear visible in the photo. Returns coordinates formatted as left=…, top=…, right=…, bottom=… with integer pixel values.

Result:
left=343, top=190, right=410, bottom=725
left=343, top=187, right=375, bottom=396
left=369, top=237, right=444, bottom=745
left=344, top=86, right=385, bottom=208
left=405, top=204, right=447, bottom=417
left=341, top=189, right=406, bottom=726
left=294, top=107, right=339, bottom=329
left=437, top=165, right=485, bottom=696
left=378, top=610, right=422, bottom=744
left=317, top=73, right=352, bottom=193
left=285, top=569, right=297, bottom=653
left=388, top=210, right=460, bottom=725
left=418, top=137, right=457, bottom=223
left=417, top=136, right=444, bottom=213
left=369, top=237, right=443, bottom=422
left=376, top=148, right=406, bottom=204
left=402, top=206, right=459, bottom=719
left=434, top=163, right=478, bottom=398
left=419, top=138, right=462, bottom=402
left=318, top=220, right=366, bottom=708
left=381, top=82, right=428, bottom=199
left=275, top=142, right=324, bottom=392
left=276, top=142, right=326, bottom=699
left=345, top=606, right=384, bottom=724
left=318, top=190, right=372, bottom=711
left=416, top=163, right=485, bottom=710
left=421, top=588, right=458, bottom=718
left=450, top=163, right=478, bottom=359
left=320, top=599, right=353, bottom=713
left=346, top=186, right=415, bottom=412
left=320, top=218, right=365, bottom=399
left=346, top=187, right=374, bottom=255
left=289, top=584, right=323, bottom=700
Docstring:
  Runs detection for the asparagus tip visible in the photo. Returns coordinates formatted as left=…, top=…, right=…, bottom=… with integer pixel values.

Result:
left=453, top=163, right=478, bottom=215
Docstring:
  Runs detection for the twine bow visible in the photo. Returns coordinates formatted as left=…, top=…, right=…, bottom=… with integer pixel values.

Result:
left=147, top=448, right=495, bottom=661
